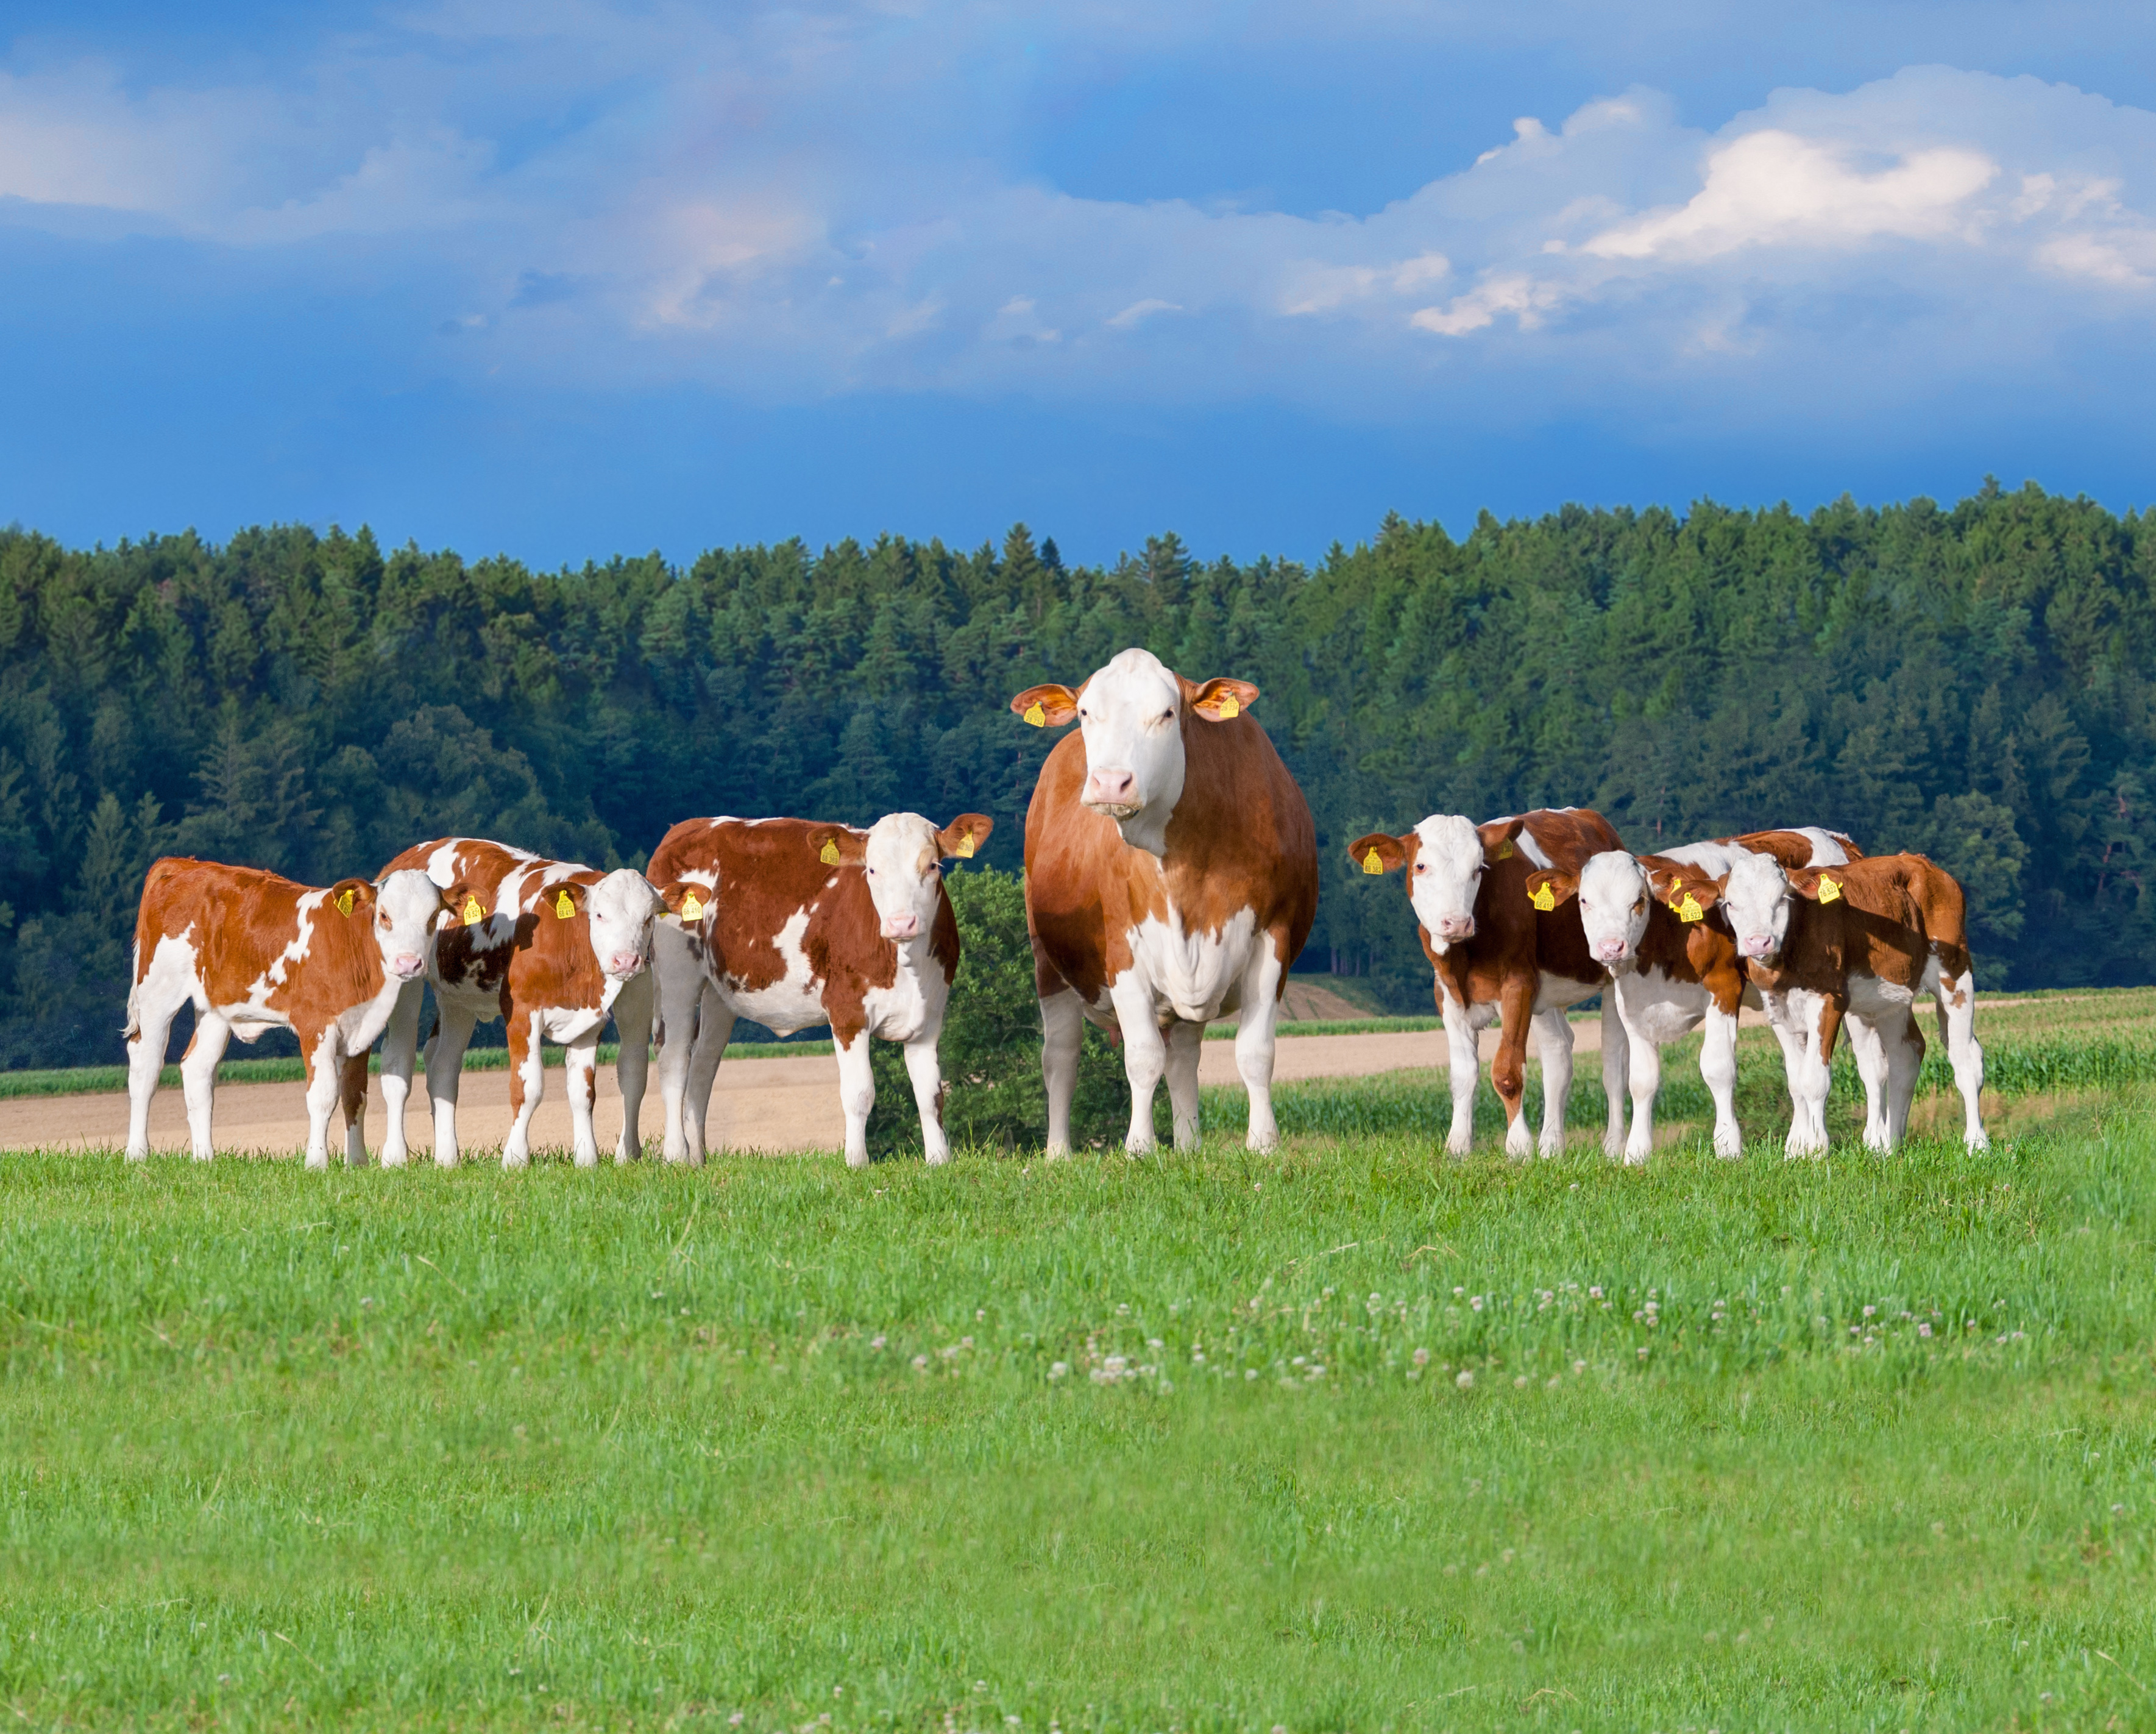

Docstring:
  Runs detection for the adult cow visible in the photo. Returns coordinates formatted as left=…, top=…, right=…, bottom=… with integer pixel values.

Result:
left=368, top=839, right=673, bottom=1169
left=124, top=858, right=456, bottom=1167
left=1009, top=650, right=1317, bottom=1156
left=1718, top=850, right=1987, bottom=1155
left=623, top=811, right=995, bottom=1168
left=1349, top=809, right=1626, bottom=1158
left=1522, top=828, right=1863, bottom=1162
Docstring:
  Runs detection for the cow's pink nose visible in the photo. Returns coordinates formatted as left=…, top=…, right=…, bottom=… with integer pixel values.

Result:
left=882, top=913, right=921, bottom=940
left=1436, top=916, right=1474, bottom=940
left=1083, top=768, right=1137, bottom=806
left=392, top=953, right=425, bottom=979
left=1595, top=936, right=1627, bottom=961
left=610, top=950, right=644, bottom=975
left=1743, top=934, right=1773, bottom=957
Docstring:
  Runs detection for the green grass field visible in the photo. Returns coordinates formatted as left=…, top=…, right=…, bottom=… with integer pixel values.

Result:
left=5, top=993, right=2156, bottom=1730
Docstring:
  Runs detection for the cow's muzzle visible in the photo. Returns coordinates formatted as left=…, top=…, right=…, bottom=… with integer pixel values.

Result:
left=1080, top=768, right=1140, bottom=817
left=1594, top=936, right=1630, bottom=963
left=608, top=950, right=647, bottom=977
left=881, top=913, right=922, bottom=941
left=391, top=953, right=426, bottom=980
left=1434, top=916, right=1475, bottom=942
left=1740, top=934, right=1777, bottom=959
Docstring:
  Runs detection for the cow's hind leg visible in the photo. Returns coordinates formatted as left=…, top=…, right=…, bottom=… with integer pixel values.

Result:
left=1233, top=940, right=1287, bottom=1153
left=1700, top=1005, right=1742, bottom=1159
left=502, top=1012, right=545, bottom=1170
left=179, top=1011, right=232, bottom=1162
left=610, top=969, right=653, bottom=1165
left=1533, top=1008, right=1573, bottom=1157
left=564, top=1034, right=601, bottom=1168
left=1492, top=980, right=1537, bottom=1159
left=301, top=1025, right=344, bottom=1170
left=1845, top=1016, right=1891, bottom=1150
left=835, top=1032, right=876, bottom=1169
left=1040, top=987, right=1084, bottom=1159
left=1165, top=1018, right=1204, bottom=1152
left=1876, top=1009, right=1925, bottom=1151
left=124, top=957, right=192, bottom=1160
left=1937, top=967, right=1987, bottom=1151
left=339, top=1051, right=371, bottom=1168
left=682, top=986, right=729, bottom=1167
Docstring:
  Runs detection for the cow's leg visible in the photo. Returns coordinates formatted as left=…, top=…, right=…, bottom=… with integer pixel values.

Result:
left=1937, top=968, right=1988, bottom=1151
left=1533, top=1008, right=1573, bottom=1157
left=835, top=1032, right=876, bottom=1170
left=1165, top=1018, right=1204, bottom=1151
left=503, top=1012, right=545, bottom=1170
left=1788, top=997, right=1841, bottom=1159
left=426, top=1003, right=479, bottom=1169
left=179, top=1011, right=231, bottom=1162
left=610, top=968, right=653, bottom=1165
left=1040, top=987, right=1085, bottom=1158
left=339, top=1051, right=371, bottom=1168
left=650, top=925, right=706, bottom=1163
left=1620, top=1007, right=1662, bottom=1168
left=124, top=972, right=189, bottom=1161
left=1845, top=1015, right=1890, bottom=1149
left=1599, top=996, right=1629, bottom=1159
left=565, top=1034, right=601, bottom=1168
left=1701, top=1004, right=1743, bottom=1159
left=1438, top=989, right=1479, bottom=1156
left=1234, top=942, right=1286, bottom=1153
left=377, top=979, right=424, bottom=1168
left=903, top=1036, right=951, bottom=1165
left=1108, top=977, right=1167, bottom=1156
left=301, top=1025, right=344, bottom=1171
left=683, top=1000, right=733, bottom=1165
left=1877, top=1009, right=1925, bottom=1151
left=1492, top=979, right=1537, bottom=1159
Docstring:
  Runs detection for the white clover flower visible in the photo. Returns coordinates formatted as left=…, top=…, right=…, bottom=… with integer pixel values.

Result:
left=1456, top=1370, right=1474, bottom=1390
left=1412, top=1347, right=1431, bottom=1366
left=1048, top=1361, right=1068, bottom=1380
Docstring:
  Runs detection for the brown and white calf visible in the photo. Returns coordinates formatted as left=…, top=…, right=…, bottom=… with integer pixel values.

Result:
left=124, top=858, right=456, bottom=1167
left=368, top=838, right=673, bottom=1168
left=620, top=811, right=993, bottom=1168
left=1529, top=828, right=1864, bottom=1162
left=1718, top=850, right=1986, bottom=1154
left=1350, top=809, right=1626, bottom=1157
left=1010, top=648, right=1317, bottom=1156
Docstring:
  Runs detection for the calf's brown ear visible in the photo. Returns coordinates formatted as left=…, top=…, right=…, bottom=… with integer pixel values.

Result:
left=327, top=878, right=373, bottom=917
left=1188, top=677, right=1258, bottom=722
left=439, top=880, right=484, bottom=926
left=1478, top=815, right=1528, bottom=862
left=807, top=825, right=869, bottom=867
left=545, top=882, right=583, bottom=920
left=1348, top=833, right=1409, bottom=876
left=1009, top=683, right=1080, bottom=728
left=658, top=880, right=712, bottom=922
left=1789, top=867, right=1844, bottom=903
left=1525, top=869, right=1577, bottom=912
left=937, top=814, right=995, bottom=859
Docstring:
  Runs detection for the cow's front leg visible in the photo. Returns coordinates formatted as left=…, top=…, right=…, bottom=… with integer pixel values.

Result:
left=425, top=1003, right=479, bottom=1168
left=338, top=1051, right=371, bottom=1168
left=1533, top=1008, right=1573, bottom=1157
left=1039, top=987, right=1085, bottom=1158
left=1165, top=1018, right=1204, bottom=1151
left=564, top=1034, right=601, bottom=1168
left=1599, top=996, right=1629, bottom=1158
left=1936, top=968, right=1988, bottom=1151
left=1617, top=992, right=1662, bottom=1167
left=1492, top=979, right=1537, bottom=1159
left=610, top=968, right=653, bottom=1165
left=1438, top=986, right=1479, bottom=1156
left=503, top=1012, right=545, bottom=1170
left=834, top=1031, right=876, bottom=1169
left=302, top=1026, right=344, bottom=1171
left=1787, top=996, right=1840, bottom=1158
left=1233, top=941, right=1286, bottom=1153
left=1700, top=1004, right=1742, bottom=1159
left=1108, top=976, right=1166, bottom=1156
left=903, top=1036, right=950, bottom=1165
left=377, top=978, right=424, bottom=1167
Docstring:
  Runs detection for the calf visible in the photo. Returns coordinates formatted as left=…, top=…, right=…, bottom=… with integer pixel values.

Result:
left=621, top=811, right=993, bottom=1168
left=1530, top=828, right=1863, bottom=1162
left=124, top=858, right=455, bottom=1167
left=1349, top=809, right=1626, bottom=1157
left=368, top=838, right=672, bottom=1168
left=1718, top=850, right=1986, bottom=1154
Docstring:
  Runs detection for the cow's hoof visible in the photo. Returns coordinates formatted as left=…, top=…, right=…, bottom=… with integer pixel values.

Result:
left=124, top=1145, right=148, bottom=1163
left=1966, top=1130, right=1992, bottom=1152
left=502, top=1151, right=530, bottom=1171
left=845, top=1149, right=871, bottom=1171
left=924, top=1149, right=951, bottom=1167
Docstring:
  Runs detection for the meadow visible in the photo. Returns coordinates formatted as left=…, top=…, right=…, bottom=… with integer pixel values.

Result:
left=4, top=993, right=2156, bottom=1731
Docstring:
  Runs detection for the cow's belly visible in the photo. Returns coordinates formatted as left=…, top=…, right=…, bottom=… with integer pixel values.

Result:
left=1616, top=968, right=1707, bottom=1044
left=432, top=970, right=509, bottom=1025
left=537, top=1004, right=609, bottom=1045
left=1533, top=974, right=1605, bottom=1015
left=714, top=978, right=829, bottom=1039
left=1846, top=972, right=1917, bottom=1020
left=1121, top=906, right=1261, bottom=1025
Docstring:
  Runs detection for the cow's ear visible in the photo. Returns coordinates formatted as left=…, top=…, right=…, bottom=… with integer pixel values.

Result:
left=542, top=881, right=584, bottom=920
left=1525, top=869, right=1577, bottom=912
left=1010, top=683, right=1080, bottom=728
left=328, top=878, right=373, bottom=918
left=1188, top=678, right=1258, bottom=722
left=1348, top=833, right=1408, bottom=876
left=1789, top=867, right=1844, bottom=903
left=1478, top=816, right=1528, bottom=863
left=658, top=879, right=712, bottom=922
left=1651, top=870, right=1716, bottom=922
left=807, top=825, right=868, bottom=867
left=441, top=881, right=488, bottom=927
left=937, top=814, right=995, bottom=860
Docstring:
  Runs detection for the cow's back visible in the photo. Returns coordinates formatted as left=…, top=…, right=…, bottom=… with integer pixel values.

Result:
left=135, top=856, right=377, bottom=1018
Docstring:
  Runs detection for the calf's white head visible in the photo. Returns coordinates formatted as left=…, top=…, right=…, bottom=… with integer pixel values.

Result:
left=817, top=812, right=995, bottom=943
left=1010, top=647, right=1257, bottom=858
left=548, top=869, right=669, bottom=979
left=1347, top=814, right=1526, bottom=950
left=365, top=868, right=465, bottom=981
left=1721, top=850, right=1794, bottom=962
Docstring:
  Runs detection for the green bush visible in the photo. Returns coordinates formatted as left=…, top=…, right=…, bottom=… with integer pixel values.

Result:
left=868, top=866, right=1145, bottom=1157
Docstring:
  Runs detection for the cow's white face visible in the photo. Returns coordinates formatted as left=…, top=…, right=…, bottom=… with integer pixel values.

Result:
left=1577, top=851, right=1652, bottom=968
left=585, top=869, right=666, bottom=979
left=375, top=869, right=450, bottom=980
left=1070, top=647, right=1188, bottom=855
left=1406, top=815, right=1489, bottom=948
left=1722, top=851, right=1792, bottom=962
left=861, top=813, right=949, bottom=943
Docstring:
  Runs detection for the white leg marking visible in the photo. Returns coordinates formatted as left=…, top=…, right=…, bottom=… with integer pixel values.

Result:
left=180, top=1012, right=232, bottom=1162
left=1039, top=989, right=1085, bottom=1158
left=1938, top=970, right=1988, bottom=1151
left=1700, top=1005, right=1742, bottom=1159
left=502, top=1014, right=545, bottom=1170
left=377, top=980, right=424, bottom=1169
left=565, top=1034, right=601, bottom=1168
left=903, top=1037, right=949, bottom=1165
left=1533, top=1007, right=1573, bottom=1157
left=1599, top=996, right=1628, bottom=1159
left=835, top=1031, right=876, bottom=1169
left=427, top=1004, right=479, bottom=1169
left=611, top=968, right=653, bottom=1165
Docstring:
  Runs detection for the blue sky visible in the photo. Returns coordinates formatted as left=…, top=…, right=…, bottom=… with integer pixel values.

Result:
left=5, top=2, right=2156, bottom=569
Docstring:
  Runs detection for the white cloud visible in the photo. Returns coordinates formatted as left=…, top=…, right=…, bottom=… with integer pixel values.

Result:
left=1411, top=274, right=1566, bottom=336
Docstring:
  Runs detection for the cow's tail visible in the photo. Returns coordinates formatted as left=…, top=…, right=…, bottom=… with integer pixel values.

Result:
left=122, top=956, right=142, bottom=1042
left=123, top=856, right=183, bottom=1041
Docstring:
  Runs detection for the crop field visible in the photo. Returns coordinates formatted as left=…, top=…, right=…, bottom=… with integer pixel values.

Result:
left=4, top=992, right=2156, bottom=1730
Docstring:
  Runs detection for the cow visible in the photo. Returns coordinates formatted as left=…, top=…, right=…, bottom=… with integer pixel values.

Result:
left=1349, top=808, right=1626, bottom=1158
left=123, top=858, right=458, bottom=1167
left=1009, top=648, right=1317, bottom=1156
left=619, top=811, right=995, bottom=1169
left=366, top=839, right=673, bottom=1169
left=1718, top=850, right=1987, bottom=1155
left=1523, top=828, right=1864, bottom=1162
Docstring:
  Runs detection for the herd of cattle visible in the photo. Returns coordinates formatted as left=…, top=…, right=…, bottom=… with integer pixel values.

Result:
left=119, top=645, right=1988, bottom=1170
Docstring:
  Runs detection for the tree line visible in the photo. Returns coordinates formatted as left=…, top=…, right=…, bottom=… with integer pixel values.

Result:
left=1, top=477, right=2149, bottom=1069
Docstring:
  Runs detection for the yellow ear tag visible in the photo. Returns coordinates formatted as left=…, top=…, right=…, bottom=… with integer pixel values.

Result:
left=679, top=890, right=704, bottom=922
left=955, top=833, right=976, bottom=858
left=461, top=896, right=484, bottom=926
left=1672, top=891, right=1704, bottom=923
left=820, top=839, right=842, bottom=867
left=335, top=888, right=354, bottom=917
left=1530, top=883, right=1557, bottom=912
left=555, top=890, right=575, bottom=919
left=1495, top=840, right=1514, bottom=860
left=1023, top=700, right=1046, bottom=727
left=1216, top=692, right=1239, bottom=719
left=1362, top=848, right=1384, bottom=875
left=1817, top=876, right=1842, bottom=903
